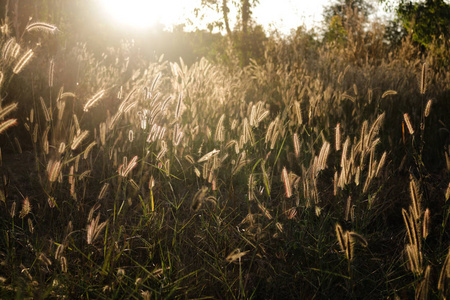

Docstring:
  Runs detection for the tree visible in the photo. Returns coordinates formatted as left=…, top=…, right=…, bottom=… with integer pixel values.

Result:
left=396, top=0, right=450, bottom=47
left=198, top=0, right=260, bottom=65
left=322, top=0, right=374, bottom=45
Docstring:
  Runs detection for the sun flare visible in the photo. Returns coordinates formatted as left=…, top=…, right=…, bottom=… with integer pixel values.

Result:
left=100, top=0, right=187, bottom=28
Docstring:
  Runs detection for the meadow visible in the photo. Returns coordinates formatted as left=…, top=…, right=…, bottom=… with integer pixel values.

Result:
left=0, top=13, right=450, bottom=299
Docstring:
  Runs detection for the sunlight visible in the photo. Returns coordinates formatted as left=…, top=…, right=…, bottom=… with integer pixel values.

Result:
left=100, top=0, right=186, bottom=28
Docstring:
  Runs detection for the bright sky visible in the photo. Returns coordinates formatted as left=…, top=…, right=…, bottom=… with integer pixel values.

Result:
left=101, top=0, right=388, bottom=35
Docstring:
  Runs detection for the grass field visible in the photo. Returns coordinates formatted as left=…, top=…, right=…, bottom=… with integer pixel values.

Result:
left=0, top=17, right=450, bottom=299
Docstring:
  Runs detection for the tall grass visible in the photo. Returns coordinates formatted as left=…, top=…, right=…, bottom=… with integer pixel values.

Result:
left=0, top=10, right=449, bottom=300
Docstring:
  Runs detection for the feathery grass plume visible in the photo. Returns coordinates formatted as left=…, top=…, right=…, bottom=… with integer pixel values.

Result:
left=335, top=224, right=346, bottom=253
left=128, top=129, right=134, bottom=142
left=175, top=91, right=183, bottom=119
left=335, top=123, right=341, bottom=151
left=28, top=218, right=34, bottom=233
left=438, top=248, right=450, bottom=297
left=375, top=152, right=387, bottom=177
left=150, top=73, right=162, bottom=92
left=99, top=122, right=106, bottom=146
left=191, top=186, right=208, bottom=211
left=121, top=155, right=138, bottom=177
left=258, top=203, right=273, bottom=220
left=98, top=183, right=109, bottom=200
left=25, top=22, right=57, bottom=33
left=255, top=105, right=269, bottom=125
left=60, top=92, right=76, bottom=99
left=410, top=178, right=422, bottom=220
left=261, top=160, right=271, bottom=195
left=403, top=113, right=414, bottom=135
left=226, top=249, right=249, bottom=263
left=10, top=201, right=16, bottom=218
left=0, top=119, right=17, bottom=135
left=156, top=146, right=168, bottom=161
left=242, top=118, right=254, bottom=145
left=57, top=99, right=66, bottom=120
left=381, top=90, right=397, bottom=98
left=73, top=114, right=80, bottom=134
left=214, top=114, right=225, bottom=142
left=68, top=166, right=74, bottom=185
left=276, top=222, right=284, bottom=233
left=39, top=97, right=51, bottom=122
left=281, top=167, right=292, bottom=198
left=345, top=196, right=352, bottom=221
left=124, top=101, right=137, bottom=113
left=293, top=133, right=301, bottom=158
left=161, top=95, right=173, bottom=111
left=0, top=102, right=18, bottom=120
left=367, top=113, right=385, bottom=147
left=341, top=93, right=356, bottom=102
left=71, top=130, right=89, bottom=150
left=48, top=160, right=62, bottom=182
left=406, top=244, right=422, bottom=274
left=58, top=142, right=66, bottom=153
left=416, top=265, right=431, bottom=300
left=184, top=155, right=195, bottom=164
left=333, top=171, right=339, bottom=195
left=83, top=89, right=105, bottom=112
left=420, top=63, right=427, bottom=95
left=349, top=232, right=368, bottom=248
left=424, top=99, right=432, bottom=118
left=198, top=149, right=220, bottom=163
left=445, top=181, right=450, bottom=201
left=173, top=125, right=183, bottom=146
left=19, top=197, right=31, bottom=218
left=353, top=83, right=358, bottom=96
left=317, top=141, right=330, bottom=173
left=345, top=231, right=354, bottom=261
left=129, top=179, right=140, bottom=191
left=13, top=49, right=34, bottom=74
left=86, top=214, right=108, bottom=245
left=83, top=141, right=96, bottom=159
left=232, top=151, right=248, bottom=176
left=341, top=137, right=350, bottom=167
left=422, top=208, right=430, bottom=239
left=78, top=170, right=91, bottom=180
left=248, top=173, right=256, bottom=201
